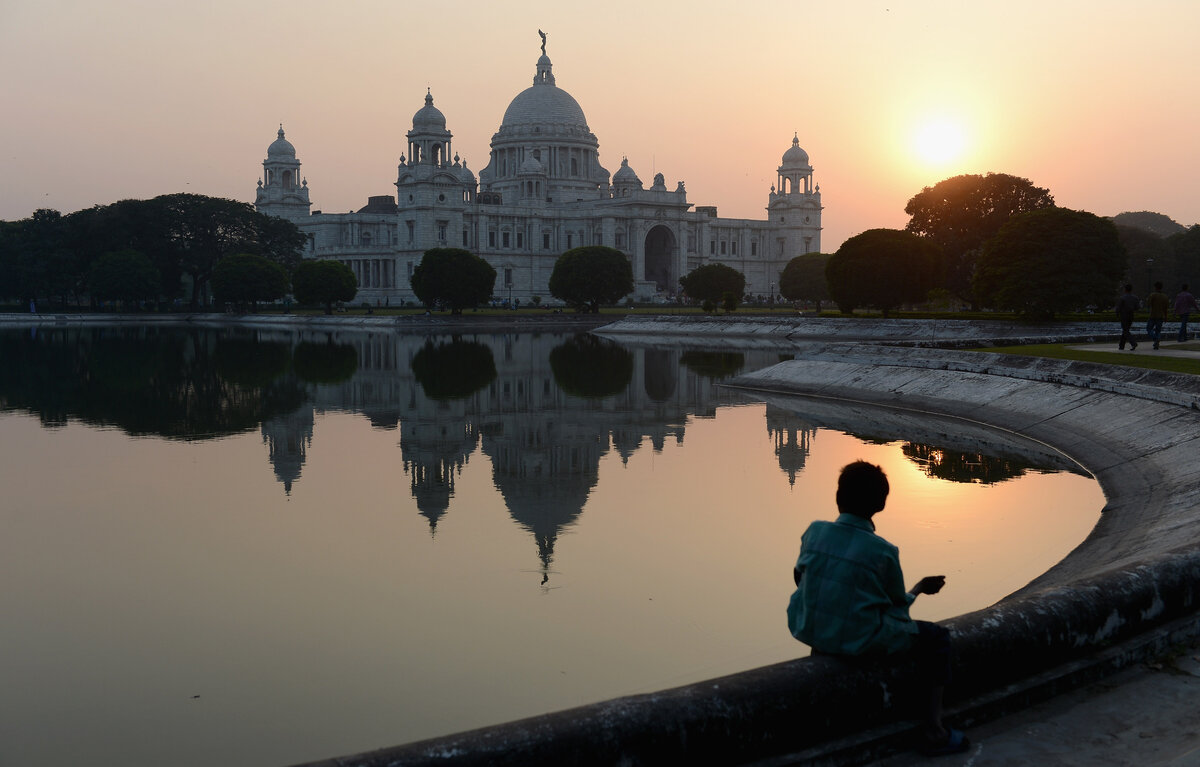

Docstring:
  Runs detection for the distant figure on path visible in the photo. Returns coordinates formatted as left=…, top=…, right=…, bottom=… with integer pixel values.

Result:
left=1174, top=284, right=1199, bottom=342
left=1147, top=281, right=1169, bottom=350
left=29, top=298, right=37, bottom=314
left=1116, top=284, right=1139, bottom=351
left=787, top=461, right=968, bottom=756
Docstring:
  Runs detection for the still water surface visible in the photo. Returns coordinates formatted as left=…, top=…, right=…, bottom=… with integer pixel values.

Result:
left=0, top=327, right=1102, bottom=766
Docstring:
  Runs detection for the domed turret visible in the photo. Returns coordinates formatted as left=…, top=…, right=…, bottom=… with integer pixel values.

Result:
left=256, top=125, right=310, bottom=221
left=781, top=134, right=810, bottom=169
left=267, top=126, right=296, bottom=158
left=412, top=89, right=447, bottom=132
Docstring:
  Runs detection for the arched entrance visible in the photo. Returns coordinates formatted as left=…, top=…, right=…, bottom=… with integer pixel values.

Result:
left=644, top=225, right=676, bottom=292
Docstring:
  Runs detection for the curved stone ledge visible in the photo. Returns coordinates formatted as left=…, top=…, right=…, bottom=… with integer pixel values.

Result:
left=294, top=344, right=1200, bottom=766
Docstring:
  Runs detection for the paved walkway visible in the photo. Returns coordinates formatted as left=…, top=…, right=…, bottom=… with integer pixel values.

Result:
left=878, top=641, right=1200, bottom=767
left=1067, top=339, right=1200, bottom=358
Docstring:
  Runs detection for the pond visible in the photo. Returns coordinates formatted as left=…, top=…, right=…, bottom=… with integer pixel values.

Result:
left=0, top=326, right=1103, bottom=767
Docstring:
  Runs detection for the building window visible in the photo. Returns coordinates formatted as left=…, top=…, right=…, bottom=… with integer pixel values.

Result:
left=615, top=231, right=625, bottom=249
left=751, top=241, right=757, bottom=256
left=504, top=267, right=513, bottom=287
left=720, top=241, right=726, bottom=255
left=407, top=261, right=414, bottom=278
left=543, top=232, right=551, bottom=250
left=489, top=231, right=497, bottom=248
left=463, top=229, right=469, bottom=247
left=502, top=231, right=510, bottom=248
left=406, top=221, right=414, bottom=243
left=437, top=222, right=447, bottom=242
left=571, top=157, right=578, bottom=176
left=362, top=231, right=372, bottom=246
left=710, top=241, right=716, bottom=255
left=566, top=234, right=573, bottom=248
left=731, top=241, right=737, bottom=255
left=517, top=232, right=524, bottom=248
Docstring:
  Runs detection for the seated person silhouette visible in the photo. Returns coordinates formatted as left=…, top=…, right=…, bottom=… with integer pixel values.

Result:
left=787, top=460, right=968, bottom=756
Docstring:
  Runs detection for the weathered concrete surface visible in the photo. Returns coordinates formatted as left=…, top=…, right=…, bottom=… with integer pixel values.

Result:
left=598, top=315, right=1125, bottom=347
left=0, top=311, right=611, bottom=333
left=291, top=336, right=1200, bottom=767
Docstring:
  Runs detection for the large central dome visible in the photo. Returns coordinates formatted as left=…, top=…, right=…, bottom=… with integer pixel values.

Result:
left=499, top=53, right=589, bottom=131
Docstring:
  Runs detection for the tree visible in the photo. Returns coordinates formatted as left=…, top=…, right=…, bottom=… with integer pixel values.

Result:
left=211, top=253, right=290, bottom=310
left=548, top=335, right=633, bottom=398
left=1116, top=225, right=1173, bottom=293
left=905, top=173, right=1055, bottom=307
left=88, top=250, right=161, bottom=307
left=1111, top=211, right=1186, bottom=239
left=409, top=248, right=496, bottom=314
left=779, top=252, right=832, bottom=311
left=679, top=263, right=746, bottom=311
left=973, top=207, right=1126, bottom=318
left=825, top=229, right=941, bottom=316
left=548, top=246, right=633, bottom=313
left=410, top=338, right=498, bottom=400
left=292, top=259, right=357, bottom=314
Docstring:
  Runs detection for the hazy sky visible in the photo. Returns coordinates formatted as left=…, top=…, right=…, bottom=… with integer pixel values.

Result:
left=3, top=0, right=1197, bottom=250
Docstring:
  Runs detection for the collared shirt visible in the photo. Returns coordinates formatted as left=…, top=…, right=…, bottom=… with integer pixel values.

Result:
left=787, top=513, right=917, bottom=656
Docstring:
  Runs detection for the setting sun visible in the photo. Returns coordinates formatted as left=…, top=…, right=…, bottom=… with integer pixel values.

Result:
left=913, top=118, right=968, bottom=166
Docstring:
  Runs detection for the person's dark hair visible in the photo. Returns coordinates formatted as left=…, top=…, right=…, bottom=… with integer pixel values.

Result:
left=1124, top=284, right=1134, bottom=292
left=836, top=461, right=890, bottom=518
left=1183, top=284, right=1190, bottom=291
left=1155, top=281, right=1163, bottom=291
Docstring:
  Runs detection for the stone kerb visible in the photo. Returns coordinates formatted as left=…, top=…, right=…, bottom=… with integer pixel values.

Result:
left=295, top=344, right=1200, bottom=766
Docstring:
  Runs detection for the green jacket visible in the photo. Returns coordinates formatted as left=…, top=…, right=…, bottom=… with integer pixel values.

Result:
left=788, top=513, right=917, bottom=655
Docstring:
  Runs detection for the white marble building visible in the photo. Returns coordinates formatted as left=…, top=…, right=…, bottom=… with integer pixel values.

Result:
left=254, top=37, right=823, bottom=305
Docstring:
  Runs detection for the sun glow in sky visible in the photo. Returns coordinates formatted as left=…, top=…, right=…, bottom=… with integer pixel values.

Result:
left=1, top=0, right=1198, bottom=250
left=913, top=117, right=969, bottom=167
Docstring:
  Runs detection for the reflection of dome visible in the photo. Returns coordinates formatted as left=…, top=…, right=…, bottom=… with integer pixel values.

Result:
left=400, top=418, right=479, bottom=535
left=412, top=90, right=447, bottom=131
left=268, top=126, right=296, bottom=157
left=781, top=134, right=810, bottom=168
left=261, top=405, right=314, bottom=495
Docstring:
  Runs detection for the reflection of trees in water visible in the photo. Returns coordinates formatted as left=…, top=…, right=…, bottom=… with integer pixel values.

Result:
left=643, top=349, right=677, bottom=402
left=679, top=351, right=745, bottom=380
left=0, top=328, right=306, bottom=440
left=902, top=443, right=1039, bottom=484
left=293, top=341, right=358, bottom=384
left=410, top=338, right=497, bottom=400
left=549, top=334, right=633, bottom=399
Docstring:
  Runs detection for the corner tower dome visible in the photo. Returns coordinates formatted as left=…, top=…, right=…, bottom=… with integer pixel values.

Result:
left=412, top=89, right=447, bottom=131
left=781, top=134, right=810, bottom=169
left=268, top=125, right=296, bottom=158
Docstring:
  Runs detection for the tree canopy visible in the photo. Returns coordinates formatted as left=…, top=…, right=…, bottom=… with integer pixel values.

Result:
left=825, top=229, right=941, bottom=316
left=778, top=252, right=832, bottom=310
left=679, top=263, right=746, bottom=311
left=88, top=250, right=161, bottom=306
left=211, top=253, right=290, bottom=310
left=1111, top=211, right=1187, bottom=239
left=904, top=173, right=1055, bottom=306
left=0, top=194, right=305, bottom=308
left=410, top=248, right=496, bottom=314
left=973, top=207, right=1126, bottom=318
left=410, top=338, right=498, bottom=400
left=292, top=259, right=357, bottom=314
left=548, top=335, right=633, bottom=398
left=548, top=246, right=633, bottom=313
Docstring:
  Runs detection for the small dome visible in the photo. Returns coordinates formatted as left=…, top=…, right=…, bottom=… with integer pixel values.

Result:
left=457, top=157, right=476, bottom=184
left=519, top=153, right=545, bottom=175
left=413, top=90, right=447, bottom=132
left=781, top=134, right=810, bottom=168
left=268, top=126, right=296, bottom=158
left=613, top=157, right=641, bottom=185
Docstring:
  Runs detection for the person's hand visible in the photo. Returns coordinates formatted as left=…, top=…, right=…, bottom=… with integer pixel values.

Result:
left=910, top=575, right=946, bottom=596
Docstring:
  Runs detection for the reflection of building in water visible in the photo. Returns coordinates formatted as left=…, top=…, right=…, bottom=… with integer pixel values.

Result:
left=401, top=416, right=480, bottom=534
left=261, top=406, right=315, bottom=494
left=289, top=330, right=766, bottom=581
left=765, top=404, right=817, bottom=486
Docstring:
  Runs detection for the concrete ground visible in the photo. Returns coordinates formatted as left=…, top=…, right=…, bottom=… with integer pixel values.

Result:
left=876, top=640, right=1200, bottom=767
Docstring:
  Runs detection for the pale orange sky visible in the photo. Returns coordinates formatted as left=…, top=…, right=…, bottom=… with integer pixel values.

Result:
left=2, top=0, right=1197, bottom=250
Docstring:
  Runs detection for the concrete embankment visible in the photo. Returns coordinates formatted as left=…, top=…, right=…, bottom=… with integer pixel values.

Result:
left=292, top=319, right=1200, bottom=766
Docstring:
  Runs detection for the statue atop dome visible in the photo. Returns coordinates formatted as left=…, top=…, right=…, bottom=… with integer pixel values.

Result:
left=538, top=29, right=547, bottom=55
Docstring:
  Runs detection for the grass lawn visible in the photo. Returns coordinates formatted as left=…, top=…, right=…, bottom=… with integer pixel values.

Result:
left=973, top=343, right=1200, bottom=376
